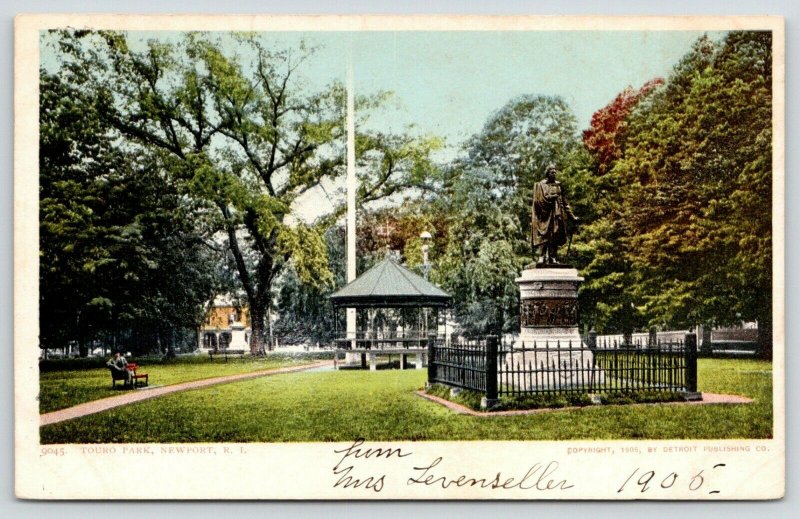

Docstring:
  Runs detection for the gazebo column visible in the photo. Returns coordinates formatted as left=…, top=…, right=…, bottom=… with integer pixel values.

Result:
left=343, top=307, right=362, bottom=366
left=416, top=351, right=425, bottom=369
left=368, top=352, right=377, bottom=371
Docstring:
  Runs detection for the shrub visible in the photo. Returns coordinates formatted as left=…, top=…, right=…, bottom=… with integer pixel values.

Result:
left=425, top=385, right=684, bottom=412
left=39, top=350, right=334, bottom=372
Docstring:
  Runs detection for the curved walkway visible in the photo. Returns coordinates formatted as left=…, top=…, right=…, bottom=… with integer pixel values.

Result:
left=40, top=360, right=333, bottom=426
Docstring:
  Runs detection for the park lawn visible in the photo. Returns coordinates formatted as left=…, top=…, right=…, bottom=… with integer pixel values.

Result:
left=40, top=358, right=773, bottom=443
left=39, top=353, right=331, bottom=414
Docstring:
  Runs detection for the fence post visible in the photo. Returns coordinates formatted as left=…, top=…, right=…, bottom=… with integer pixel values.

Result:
left=700, top=325, right=713, bottom=356
left=426, top=335, right=436, bottom=387
left=648, top=327, right=658, bottom=348
left=481, top=336, right=499, bottom=409
left=588, top=329, right=597, bottom=349
left=684, top=333, right=701, bottom=400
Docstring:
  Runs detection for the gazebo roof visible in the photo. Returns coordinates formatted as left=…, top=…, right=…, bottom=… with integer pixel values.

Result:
left=329, top=257, right=452, bottom=308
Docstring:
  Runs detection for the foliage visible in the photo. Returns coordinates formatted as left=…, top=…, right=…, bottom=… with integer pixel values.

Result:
left=426, top=383, right=682, bottom=411
left=45, top=30, right=438, bottom=352
left=39, top=70, right=222, bottom=356
left=573, top=80, right=665, bottom=333
left=576, top=32, right=773, bottom=360
left=357, top=202, right=449, bottom=275
left=425, top=384, right=484, bottom=410
left=494, top=392, right=596, bottom=411
left=598, top=390, right=683, bottom=406
left=41, top=358, right=771, bottom=442
left=437, top=95, right=587, bottom=335
left=582, top=79, right=664, bottom=176
left=271, top=225, right=349, bottom=345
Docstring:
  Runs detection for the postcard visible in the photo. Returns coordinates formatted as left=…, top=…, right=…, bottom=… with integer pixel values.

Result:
left=15, top=14, right=784, bottom=500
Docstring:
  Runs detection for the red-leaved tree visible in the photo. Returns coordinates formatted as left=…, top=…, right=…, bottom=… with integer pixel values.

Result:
left=582, top=78, right=664, bottom=175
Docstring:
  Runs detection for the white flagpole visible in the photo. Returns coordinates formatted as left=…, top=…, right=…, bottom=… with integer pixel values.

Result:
left=346, top=39, right=357, bottom=347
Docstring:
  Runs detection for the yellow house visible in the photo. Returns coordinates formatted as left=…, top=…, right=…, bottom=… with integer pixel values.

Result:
left=199, top=296, right=251, bottom=352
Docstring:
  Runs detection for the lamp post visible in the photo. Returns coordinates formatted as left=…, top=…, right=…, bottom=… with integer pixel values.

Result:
left=420, top=231, right=433, bottom=339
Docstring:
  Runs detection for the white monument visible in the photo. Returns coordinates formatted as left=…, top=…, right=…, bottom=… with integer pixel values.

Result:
left=229, top=321, right=249, bottom=351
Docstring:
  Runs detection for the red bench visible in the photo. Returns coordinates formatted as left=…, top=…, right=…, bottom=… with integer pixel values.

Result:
left=127, top=363, right=148, bottom=387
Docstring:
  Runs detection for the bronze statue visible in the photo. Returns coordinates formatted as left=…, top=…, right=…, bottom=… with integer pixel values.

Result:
left=531, top=163, right=578, bottom=265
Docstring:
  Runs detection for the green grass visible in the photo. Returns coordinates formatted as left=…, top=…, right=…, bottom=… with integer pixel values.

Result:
left=40, top=358, right=772, bottom=443
left=39, top=352, right=331, bottom=414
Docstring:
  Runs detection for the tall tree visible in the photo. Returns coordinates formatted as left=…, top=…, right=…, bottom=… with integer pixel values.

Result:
left=582, top=33, right=773, bottom=357
left=39, top=70, right=121, bottom=353
left=438, top=167, right=521, bottom=335
left=575, top=79, right=663, bottom=334
left=40, top=69, right=222, bottom=355
left=50, top=31, right=438, bottom=352
left=272, top=226, right=345, bottom=345
left=438, top=95, right=586, bottom=335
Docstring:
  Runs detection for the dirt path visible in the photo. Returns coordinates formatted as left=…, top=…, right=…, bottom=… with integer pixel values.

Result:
left=40, top=361, right=333, bottom=426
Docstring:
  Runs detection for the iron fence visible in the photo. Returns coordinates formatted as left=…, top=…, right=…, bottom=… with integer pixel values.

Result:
left=428, top=334, right=698, bottom=402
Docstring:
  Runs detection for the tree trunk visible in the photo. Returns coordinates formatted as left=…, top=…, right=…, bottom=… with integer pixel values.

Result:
left=758, top=307, right=772, bottom=361
left=166, top=327, right=177, bottom=358
left=78, top=337, right=88, bottom=358
left=268, top=303, right=274, bottom=352
left=249, top=304, right=267, bottom=354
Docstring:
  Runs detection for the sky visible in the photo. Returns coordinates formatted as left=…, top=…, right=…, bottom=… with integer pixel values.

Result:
left=41, top=29, right=723, bottom=221
left=211, top=30, right=717, bottom=142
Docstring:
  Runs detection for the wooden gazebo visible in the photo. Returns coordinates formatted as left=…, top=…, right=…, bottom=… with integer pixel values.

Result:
left=329, top=257, right=451, bottom=370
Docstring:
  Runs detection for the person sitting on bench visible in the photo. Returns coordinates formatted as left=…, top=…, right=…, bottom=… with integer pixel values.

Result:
left=107, top=352, right=132, bottom=386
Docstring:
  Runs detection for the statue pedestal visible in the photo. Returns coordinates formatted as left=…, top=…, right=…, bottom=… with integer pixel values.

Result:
left=510, top=267, right=602, bottom=390
left=515, top=267, right=583, bottom=347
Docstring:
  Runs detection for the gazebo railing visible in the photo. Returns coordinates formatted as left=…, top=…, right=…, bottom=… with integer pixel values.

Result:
left=334, top=332, right=440, bottom=350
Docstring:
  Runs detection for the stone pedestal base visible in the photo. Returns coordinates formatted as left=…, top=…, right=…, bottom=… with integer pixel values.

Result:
left=510, top=267, right=604, bottom=390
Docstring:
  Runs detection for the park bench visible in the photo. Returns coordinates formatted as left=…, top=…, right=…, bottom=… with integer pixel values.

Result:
left=109, top=362, right=149, bottom=388
left=109, top=366, right=131, bottom=388
left=208, top=349, right=246, bottom=362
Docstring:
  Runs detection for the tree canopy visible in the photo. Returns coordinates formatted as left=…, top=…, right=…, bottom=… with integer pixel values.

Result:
left=577, top=32, right=772, bottom=357
left=436, top=95, right=588, bottom=335
left=40, top=30, right=775, bottom=358
left=40, top=70, right=223, bottom=355
left=44, top=30, right=439, bottom=353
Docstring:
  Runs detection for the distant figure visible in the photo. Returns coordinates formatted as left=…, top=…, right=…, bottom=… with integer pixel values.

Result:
left=531, top=163, right=578, bottom=265
left=107, top=352, right=132, bottom=385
